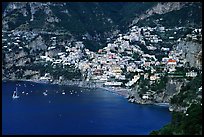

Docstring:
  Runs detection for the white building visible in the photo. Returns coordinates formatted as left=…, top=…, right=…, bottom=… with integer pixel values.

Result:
left=161, top=47, right=170, bottom=51
left=186, top=71, right=197, bottom=77
left=104, top=81, right=122, bottom=86
left=142, top=94, right=149, bottom=99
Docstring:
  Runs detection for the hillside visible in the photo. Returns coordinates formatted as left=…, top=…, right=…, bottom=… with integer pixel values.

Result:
left=2, top=2, right=202, bottom=51
left=2, top=2, right=202, bottom=135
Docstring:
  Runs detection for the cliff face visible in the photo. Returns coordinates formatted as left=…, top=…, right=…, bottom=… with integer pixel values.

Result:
left=129, top=78, right=187, bottom=105
left=3, top=2, right=202, bottom=35
left=131, top=2, right=187, bottom=25
left=2, top=2, right=202, bottom=105
left=162, top=79, right=185, bottom=102
left=176, top=41, right=202, bottom=69
left=170, top=73, right=202, bottom=111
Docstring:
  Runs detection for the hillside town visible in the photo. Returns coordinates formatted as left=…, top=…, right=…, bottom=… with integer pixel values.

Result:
left=2, top=2, right=203, bottom=135
left=2, top=25, right=202, bottom=107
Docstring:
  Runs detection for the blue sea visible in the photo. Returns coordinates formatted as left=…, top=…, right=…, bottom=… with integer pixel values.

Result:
left=2, top=80, right=171, bottom=135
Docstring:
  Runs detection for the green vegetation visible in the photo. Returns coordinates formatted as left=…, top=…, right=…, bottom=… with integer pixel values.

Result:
left=150, top=72, right=202, bottom=135
left=125, top=72, right=137, bottom=80
left=138, top=76, right=149, bottom=96
left=170, top=73, right=202, bottom=105
left=139, top=3, right=202, bottom=28
left=150, top=103, right=202, bottom=135
left=27, top=62, right=82, bottom=80
left=132, top=52, right=140, bottom=60
left=7, top=10, right=31, bottom=31
left=49, top=64, right=82, bottom=80
left=29, top=10, right=46, bottom=30
left=150, top=75, right=168, bottom=92
left=83, top=39, right=105, bottom=52
left=119, top=2, right=157, bottom=28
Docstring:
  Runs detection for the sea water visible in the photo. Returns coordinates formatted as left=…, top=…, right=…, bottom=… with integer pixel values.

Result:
left=2, top=80, right=171, bottom=135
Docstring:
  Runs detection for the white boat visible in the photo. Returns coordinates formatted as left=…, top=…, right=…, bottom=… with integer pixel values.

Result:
left=12, top=87, right=20, bottom=99
left=43, top=92, right=48, bottom=96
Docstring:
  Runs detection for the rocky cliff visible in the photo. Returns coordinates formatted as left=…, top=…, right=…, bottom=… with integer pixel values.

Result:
left=131, top=2, right=187, bottom=25
left=176, top=41, right=202, bottom=69
left=2, top=2, right=202, bottom=107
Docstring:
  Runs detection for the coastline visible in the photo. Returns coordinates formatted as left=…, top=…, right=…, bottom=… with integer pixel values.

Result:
left=2, top=78, right=98, bottom=88
left=2, top=78, right=170, bottom=108
left=3, top=78, right=131, bottom=97
left=97, top=86, right=131, bottom=97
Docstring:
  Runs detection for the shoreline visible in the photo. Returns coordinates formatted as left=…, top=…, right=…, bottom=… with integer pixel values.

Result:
left=2, top=78, right=98, bottom=88
left=3, top=78, right=131, bottom=97
left=2, top=78, right=170, bottom=108
left=98, top=86, right=131, bottom=97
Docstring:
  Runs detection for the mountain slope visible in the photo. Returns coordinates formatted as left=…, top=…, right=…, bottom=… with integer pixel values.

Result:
left=135, top=2, right=202, bottom=28
left=3, top=2, right=202, bottom=51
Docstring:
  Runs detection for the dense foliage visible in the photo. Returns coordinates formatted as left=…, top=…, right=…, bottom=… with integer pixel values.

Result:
left=28, top=62, right=82, bottom=80
left=150, top=103, right=202, bottom=135
left=3, top=2, right=202, bottom=51
left=150, top=73, right=202, bottom=135
left=170, top=73, right=202, bottom=106
left=138, top=3, right=202, bottom=28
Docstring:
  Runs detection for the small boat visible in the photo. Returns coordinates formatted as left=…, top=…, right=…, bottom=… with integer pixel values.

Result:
left=12, top=87, right=19, bottom=99
left=43, top=92, right=48, bottom=96
left=62, top=92, right=66, bottom=95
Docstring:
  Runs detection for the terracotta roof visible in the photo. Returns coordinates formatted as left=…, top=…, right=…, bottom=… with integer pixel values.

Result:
left=168, top=59, right=176, bottom=63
